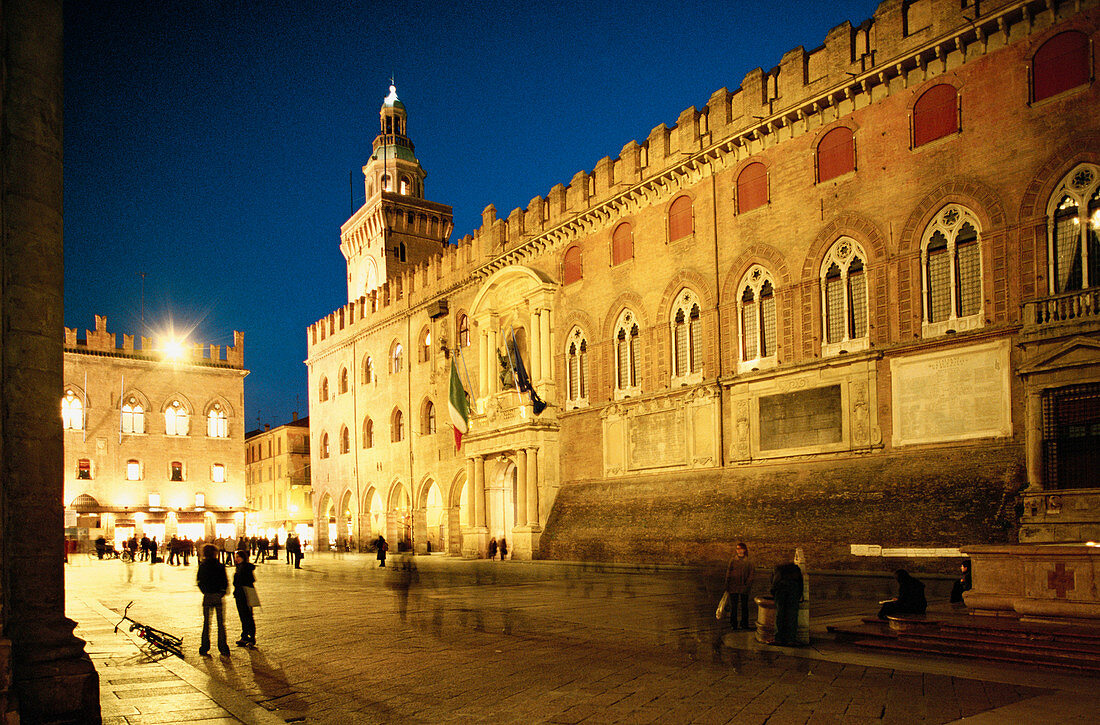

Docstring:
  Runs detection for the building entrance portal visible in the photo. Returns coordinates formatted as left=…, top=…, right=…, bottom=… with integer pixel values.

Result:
left=488, top=460, right=517, bottom=545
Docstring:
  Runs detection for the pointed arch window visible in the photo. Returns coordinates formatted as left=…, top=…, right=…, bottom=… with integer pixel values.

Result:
left=320, top=432, right=330, bottom=459
left=339, top=367, right=349, bottom=394
left=1032, top=31, right=1091, bottom=103
left=122, top=396, right=145, bottom=434
left=921, top=205, right=984, bottom=336
left=362, top=355, right=374, bottom=385
left=319, top=377, right=329, bottom=402
left=392, top=343, right=403, bottom=374
left=207, top=403, right=228, bottom=438
left=423, top=400, right=436, bottom=435
left=668, top=196, right=694, bottom=242
left=611, top=223, right=633, bottom=266
left=671, top=290, right=703, bottom=382
left=62, top=390, right=84, bottom=431
left=614, top=311, right=640, bottom=398
left=457, top=314, right=470, bottom=348
left=566, top=328, right=589, bottom=409
left=164, top=400, right=189, bottom=436
left=563, top=246, right=582, bottom=285
left=170, top=461, right=184, bottom=482
left=419, top=328, right=432, bottom=363
left=392, top=409, right=404, bottom=442
left=737, top=265, right=778, bottom=371
left=363, top=417, right=374, bottom=449
left=821, top=238, right=870, bottom=356
left=340, top=426, right=350, bottom=454
left=1048, top=164, right=1100, bottom=294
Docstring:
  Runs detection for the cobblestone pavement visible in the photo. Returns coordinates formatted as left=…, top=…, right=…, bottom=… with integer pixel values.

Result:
left=66, top=553, right=1100, bottom=724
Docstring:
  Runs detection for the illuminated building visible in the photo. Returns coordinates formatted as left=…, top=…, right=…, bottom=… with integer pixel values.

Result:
left=245, top=415, right=313, bottom=547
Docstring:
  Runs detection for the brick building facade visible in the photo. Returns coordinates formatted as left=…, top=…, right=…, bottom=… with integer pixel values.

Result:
left=307, top=0, right=1100, bottom=568
left=245, top=415, right=313, bottom=546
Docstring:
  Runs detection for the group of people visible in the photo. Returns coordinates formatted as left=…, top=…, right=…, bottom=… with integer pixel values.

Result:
left=196, top=544, right=260, bottom=656
left=487, top=537, right=508, bottom=560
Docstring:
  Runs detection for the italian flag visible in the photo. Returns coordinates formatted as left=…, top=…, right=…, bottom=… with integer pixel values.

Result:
left=448, top=358, right=471, bottom=450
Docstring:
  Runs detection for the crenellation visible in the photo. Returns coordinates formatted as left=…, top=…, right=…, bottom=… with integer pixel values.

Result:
left=593, top=157, right=615, bottom=198
left=547, top=184, right=567, bottom=225
left=645, top=124, right=671, bottom=170
left=567, top=170, right=589, bottom=213
left=777, top=46, right=809, bottom=102
left=673, top=107, right=702, bottom=157
left=618, top=141, right=642, bottom=186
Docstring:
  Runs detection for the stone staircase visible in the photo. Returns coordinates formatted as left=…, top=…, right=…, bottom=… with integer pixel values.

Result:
left=828, top=606, right=1100, bottom=674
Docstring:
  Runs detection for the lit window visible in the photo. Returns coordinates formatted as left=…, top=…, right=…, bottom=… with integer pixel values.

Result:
left=671, top=289, right=703, bottom=380
left=195, top=492, right=206, bottom=507
left=164, top=400, right=189, bottom=436
left=319, top=377, right=329, bottom=402
left=207, top=404, right=228, bottom=438
left=614, top=310, right=640, bottom=397
left=170, top=461, right=184, bottom=481
left=921, top=205, right=983, bottom=335
left=61, top=390, right=84, bottom=431
left=820, top=238, right=869, bottom=356
left=612, top=223, right=634, bottom=266
left=458, top=315, right=470, bottom=348
left=1032, top=31, right=1090, bottom=103
left=211, top=464, right=225, bottom=483
left=122, top=397, right=145, bottom=434
left=363, top=418, right=374, bottom=448
left=566, top=327, right=589, bottom=409
left=363, top=355, right=374, bottom=384
left=148, top=493, right=161, bottom=508
left=912, top=84, right=958, bottom=147
left=392, top=343, right=403, bottom=374
left=1048, top=164, right=1100, bottom=294
left=392, top=409, right=404, bottom=442
left=126, top=460, right=141, bottom=481
left=339, top=368, right=349, bottom=394
left=320, top=432, right=330, bottom=459
left=420, top=329, right=432, bottom=363
left=737, top=265, right=778, bottom=370
left=77, top=459, right=92, bottom=480
left=340, top=426, right=350, bottom=454
left=668, top=196, right=693, bottom=242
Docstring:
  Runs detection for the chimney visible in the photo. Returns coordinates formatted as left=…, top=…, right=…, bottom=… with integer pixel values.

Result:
left=292, top=411, right=298, bottom=421
left=264, top=424, right=270, bottom=431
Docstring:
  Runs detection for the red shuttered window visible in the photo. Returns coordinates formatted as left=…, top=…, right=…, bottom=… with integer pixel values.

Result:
left=562, top=246, right=582, bottom=285
left=737, top=163, right=768, bottom=214
left=1033, top=31, right=1090, bottom=102
left=817, top=127, right=855, bottom=182
left=912, top=84, right=958, bottom=147
left=668, top=196, right=693, bottom=241
left=612, top=223, right=633, bottom=266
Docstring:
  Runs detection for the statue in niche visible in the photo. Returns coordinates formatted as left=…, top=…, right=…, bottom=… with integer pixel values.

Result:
left=497, top=348, right=515, bottom=389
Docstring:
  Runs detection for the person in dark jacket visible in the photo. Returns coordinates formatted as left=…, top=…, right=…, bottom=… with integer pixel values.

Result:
left=771, top=561, right=803, bottom=646
left=197, top=544, right=230, bottom=656
left=375, top=534, right=389, bottom=567
left=233, top=551, right=257, bottom=647
left=879, top=569, right=928, bottom=620
left=950, top=560, right=972, bottom=605
left=724, top=542, right=756, bottom=630
left=287, top=533, right=303, bottom=568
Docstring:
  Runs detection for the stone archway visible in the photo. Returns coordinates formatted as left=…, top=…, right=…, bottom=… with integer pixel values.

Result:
left=486, top=458, right=518, bottom=547
left=338, top=490, right=354, bottom=550
left=316, top=492, right=335, bottom=551
left=418, top=479, right=446, bottom=555
left=387, top=483, right=412, bottom=551
left=449, top=470, right=468, bottom=556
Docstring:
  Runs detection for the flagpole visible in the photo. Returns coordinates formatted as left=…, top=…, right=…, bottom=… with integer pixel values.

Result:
left=456, top=344, right=474, bottom=401
left=508, top=327, right=523, bottom=397
left=119, top=374, right=124, bottom=444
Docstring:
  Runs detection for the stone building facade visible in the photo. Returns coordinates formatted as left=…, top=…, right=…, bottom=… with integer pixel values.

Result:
left=63, top=316, right=248, bottom=546
left=307, top=0, right=1100, bottom=568
left=245, top=415, right=313, bottom=546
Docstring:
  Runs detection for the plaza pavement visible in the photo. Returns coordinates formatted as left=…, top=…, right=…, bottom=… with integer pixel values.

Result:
left=66, top=552, right=1100, bottom=724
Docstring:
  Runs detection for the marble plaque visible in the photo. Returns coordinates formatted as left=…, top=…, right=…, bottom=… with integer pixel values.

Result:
left=759, top=385, right=842, bottom=451
left=629, top=409, right=687, bottom=469
left=891, top=339, right=1012, bottom=446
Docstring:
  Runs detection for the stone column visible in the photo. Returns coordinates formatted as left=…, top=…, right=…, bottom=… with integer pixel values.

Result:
left=474, top=456, right=486, bottom=527
left=2, top=1, right=100, bottom=720
left=489, top=319, right=500, bottom=394
left=465, top=458, right=476, bottom=527
left=539, top=308, right=552, bottom=383
left=478, top=327, right=488, bottom=399
left=528, top=311, right=541, bottom=382
left=1026, top=389, right=1044, bottom=491
left=515, top=449, right=528, bottom=527
left=526, top=447, right=540, bottom=526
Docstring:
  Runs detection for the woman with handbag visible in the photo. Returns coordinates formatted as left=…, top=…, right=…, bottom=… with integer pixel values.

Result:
left=232, top=550, right=259, bottom=647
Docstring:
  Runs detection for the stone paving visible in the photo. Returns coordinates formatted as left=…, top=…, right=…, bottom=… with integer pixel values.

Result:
left=66, top=552, right=1100, bottom=724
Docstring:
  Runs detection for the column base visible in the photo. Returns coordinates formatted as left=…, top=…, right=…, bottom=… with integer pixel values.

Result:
left=508, top=527, right=542, bottom=561
left=9, top=618, right=100, bottom=723
left=461, top=527, right=490, bottom=558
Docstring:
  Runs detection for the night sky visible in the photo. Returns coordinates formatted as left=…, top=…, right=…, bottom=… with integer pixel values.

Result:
left=64, top=0, right=883, bottom=428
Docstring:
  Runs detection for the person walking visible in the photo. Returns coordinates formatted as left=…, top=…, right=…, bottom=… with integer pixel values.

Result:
left=375, top=534, right=389, bottom=567
left=232, top=551, right=258, bottom=648
left=498, top=538, right=508, bottom=561
left=196, top=544, right=230, bottom=657
left=488, top=537, right=498, bottom=560
left=724, top=542, right=756, bottom=630
left=288, top=533, right=303, bottom=568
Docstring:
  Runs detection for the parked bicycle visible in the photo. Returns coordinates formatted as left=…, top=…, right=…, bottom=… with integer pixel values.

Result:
left=86, top=545, right=135, bottom=562
left=114, top=601, right=184, bottom=659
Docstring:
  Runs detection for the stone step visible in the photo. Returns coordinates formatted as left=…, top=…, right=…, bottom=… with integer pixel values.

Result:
left=850, top=635, right=1100, bottom=674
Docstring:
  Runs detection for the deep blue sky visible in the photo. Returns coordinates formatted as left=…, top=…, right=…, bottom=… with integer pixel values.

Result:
left=64, top=0, right=883, bottom=428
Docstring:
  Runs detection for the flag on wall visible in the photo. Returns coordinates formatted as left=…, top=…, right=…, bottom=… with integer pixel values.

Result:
left=509, top=329, right=547, bottom=415
left=448, top=358, right=471, bottom=450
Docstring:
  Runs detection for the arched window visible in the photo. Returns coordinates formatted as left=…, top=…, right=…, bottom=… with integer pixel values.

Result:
left=392, top=343, right=403, bottom=374
left=737, top=265, right=778, bottom=369
left=563, top=246, right=582, bottom=285
left=736, top=162, right=768, bottom=214
left=423, top=400, right=436, bottom=435
left=61, top=389, right=84, bottom=431
left=339, top=367, right=349, bottom=394
left=381, top=174, right=391, bottom=191
left=419, top=328, right=432, bottom=363
left=612, top=223, right=633, bottom=266
left=457, top=314, right=470, bottom=348
left=320, top=432, right=330, bottom=459
left=164, top=400, right=189, bottom=436
left=77, top=459, right=92, bottom=480
left=1048, top=164, right=1100, bottom=293
left=1033, top=31, right=1091, bottom=103
left=400, top=175, right=410, bottom=194
left=912, top=84, right=958, bottom=147
left=363, top=417, right=374, bottom=449
left=921, top=205, right=983, bottom=334
left=362, top=355, right=374, bottom=385
left=207, top=403, right=228, bottom=438
left=340, top=426, right=350, bottom=454
left=821, top=238, right=870, bottom=355
left=566, top=327, right=589, bottom=408
left=319, top=377, right=329, bottom=402
left=122, top=396, right=145, bottom=434
left=126, top=459, right=141, bottom=481
left=614, top=310, right=640, bottom=396
left=392, top=409, right=404, bottom=442
left=170, top=461, right=184, bottom=481
left=817, top=127, right=855, bottom=182
left=671, top=289, right=703, bottom=380
left=668, top=196, right=694, bottom=242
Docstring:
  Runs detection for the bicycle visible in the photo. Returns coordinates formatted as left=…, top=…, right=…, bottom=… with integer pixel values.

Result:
left=114, top=601, right=184, bottom=659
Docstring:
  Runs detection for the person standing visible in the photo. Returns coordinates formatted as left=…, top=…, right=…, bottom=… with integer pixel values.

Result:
left=771, top=561, right=803, bottom=646
left=232, top=551, right=257, bottom=647
left=197, top=544, right=230, bottom=657
left=724, top=542, right=756, bottom=630
left=288, top=533, right=303, bottom=569
left=488, top=537, right=498, bottom=561
left=375, top=534, right=389, bottom=568
left=498, top=538, right=508, bottom=561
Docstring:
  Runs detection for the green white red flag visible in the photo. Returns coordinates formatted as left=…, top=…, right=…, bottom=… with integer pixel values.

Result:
left=448, top=358, right=471, bottom=450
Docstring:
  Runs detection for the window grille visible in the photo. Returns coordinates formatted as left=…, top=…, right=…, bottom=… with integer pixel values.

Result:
left=1043, top=383, right=1100, bottom=490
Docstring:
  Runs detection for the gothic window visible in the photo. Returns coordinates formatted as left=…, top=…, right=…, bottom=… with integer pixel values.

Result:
left=339, top=367, right=349, bottom=394
left=817, top=127, right=855, bottom=182
left=126, top=459, right=141, bottom=481
left=737, top=265, right=778, bottom=370
left=670, top=289, right=703, bottom=381
left=77, top=459, right=92, bottom=480
left=820, top=238, right=870, bottom=355
left=1032, top=31, right=1091, bottom=103
left=612, top=223, right=633, bottom=266
left=212, top=464, right=226, bottom=483
left=320, top=432, right=330, bottom=459
left=419, top=328, right=432, bottom=363
left=363, top=417, right=374, bottom=448
left=62, top=389, right=84, bottom=431
left=392, top=342, right=403, bottom=374
left=668, top=196, right=694, bottom=242
left=164, top=400, right=189, bottom=436
left=392, top=409, right=404, bottom=442
left=423, top=400, right=436, bottom=435
left=565, top=327, right=589, bottom=409
left=912, top=84, right=958, bottom=147
left=319, top=377, right=329, bottom=402
left=563, top=246, right=582, bottom=285
left=170, top=461, right=184, bottom=482
left=122, top=397, right=145, bottom=434
left=207, top=403, right=228, bottom=438
left=1048, top=164, right=1100, bottom=294
left=614, top=310, right=640, bottom=397
left=362, top=355, right=374, bottom=385
left=736, top=162, right=768, bottom=214
left=1042, top=382, right=1100, bottom=490
left=921, top=204, right=983, bottom=335
left=340, top=426, right=350, bottom=454
left=457, top=314, right=470, bottom=348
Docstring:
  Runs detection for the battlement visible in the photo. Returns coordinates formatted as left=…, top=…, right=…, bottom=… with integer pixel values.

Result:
left=64, top=315, right=245, bottom=367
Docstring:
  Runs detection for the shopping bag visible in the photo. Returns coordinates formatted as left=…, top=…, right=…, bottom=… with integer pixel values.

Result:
left=243, top=585, right=261, bottom=609
left=715, top=592, right=730, bottom=620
